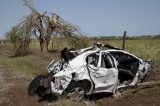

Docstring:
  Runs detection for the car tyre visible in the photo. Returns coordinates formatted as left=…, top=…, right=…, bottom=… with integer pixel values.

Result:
left=64, top=81, right=86, bottom=101
left=28, top=74, right=47, bottom=96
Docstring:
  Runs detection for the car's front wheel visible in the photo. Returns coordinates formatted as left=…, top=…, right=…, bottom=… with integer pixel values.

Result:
left=64, top=81, right=86, bottom=101
left=28, top=75, right=47, bottom=96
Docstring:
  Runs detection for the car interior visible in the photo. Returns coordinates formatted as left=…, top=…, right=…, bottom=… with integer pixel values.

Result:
left=109, top=51, right=139, bottom=84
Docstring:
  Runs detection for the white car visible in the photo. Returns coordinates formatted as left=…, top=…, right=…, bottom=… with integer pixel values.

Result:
left=28, top=43, right=154, bottom=101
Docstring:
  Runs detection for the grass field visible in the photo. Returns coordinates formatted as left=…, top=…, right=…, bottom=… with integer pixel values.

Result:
left=48, top=37, right=160, bottom=76
left=1, top=37, right=160, bottom=77
left=0, top=37, right=160, bottom=106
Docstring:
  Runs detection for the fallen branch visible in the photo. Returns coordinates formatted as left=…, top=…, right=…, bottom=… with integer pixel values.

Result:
left=137, top=80, right=160, bottom=86
left=119, top=80, right=160, bottom=92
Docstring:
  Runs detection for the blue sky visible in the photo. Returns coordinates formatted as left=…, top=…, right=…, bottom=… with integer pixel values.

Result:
left=0, top=0, right=160, bottom=38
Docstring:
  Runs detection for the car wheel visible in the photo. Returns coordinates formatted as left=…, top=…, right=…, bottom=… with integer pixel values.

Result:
left=64, top=81, right=85, bottom=101
left=36, top=86, right=48, bottom=97
left=28, top=74, right=47, bottom=96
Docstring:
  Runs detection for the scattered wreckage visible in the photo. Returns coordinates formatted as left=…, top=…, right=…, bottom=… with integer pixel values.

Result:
left=28, top=43, right=154, bottom=101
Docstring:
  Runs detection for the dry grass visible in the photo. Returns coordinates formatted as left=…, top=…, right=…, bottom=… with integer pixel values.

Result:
left=0, top=37, right=160, bottom=106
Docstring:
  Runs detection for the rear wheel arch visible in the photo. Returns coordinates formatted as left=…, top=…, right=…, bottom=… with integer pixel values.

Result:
left=77, top=79, right=92, bottom=93
left=63, top=80, right=85, bottom=101
left=63, top=79, right=92, bottom=101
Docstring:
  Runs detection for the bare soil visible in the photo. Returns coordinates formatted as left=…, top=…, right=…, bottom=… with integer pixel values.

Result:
left=95, top=85, right=160, bottom=106
left=0, top=66, right=49, bottom=106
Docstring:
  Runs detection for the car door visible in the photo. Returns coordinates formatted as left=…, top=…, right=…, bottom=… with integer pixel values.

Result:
left=88, top=51, right=119, bottom=93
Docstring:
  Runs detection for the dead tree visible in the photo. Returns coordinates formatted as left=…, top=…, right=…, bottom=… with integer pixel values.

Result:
left=5, top=17, right=32, bottom=56
left=23, top=0, right=81, bottom=52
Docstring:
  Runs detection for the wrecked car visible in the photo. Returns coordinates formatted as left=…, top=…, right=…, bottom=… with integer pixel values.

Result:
left=28, top=43, right=154, bottom=101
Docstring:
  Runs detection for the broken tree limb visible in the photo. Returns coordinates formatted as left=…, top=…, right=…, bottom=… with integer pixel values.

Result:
left=119, top=80, right=160, bottom=92
left=137, top=80, right=160, bottom=86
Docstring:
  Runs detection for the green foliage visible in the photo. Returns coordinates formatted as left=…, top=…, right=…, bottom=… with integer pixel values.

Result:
left=5, top=20, right=33, bottom=56
left=5, top=27, right=20, bottom=48
left=0, top=52, right=52, bottom=76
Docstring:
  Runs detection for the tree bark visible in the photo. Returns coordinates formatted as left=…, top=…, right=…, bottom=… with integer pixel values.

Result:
left=39, top=38, right=49, bottom=52
left=44, top=39, right=49, bottom=52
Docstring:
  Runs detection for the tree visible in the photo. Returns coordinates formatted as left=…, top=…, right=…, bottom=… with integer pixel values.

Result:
left=23, top=0, right=81, bottom=52
left=5, top=16, right=33, bottom=56
left=5, top=27, right=19, bottom=48
left=6, top=0, right=86, bottom=55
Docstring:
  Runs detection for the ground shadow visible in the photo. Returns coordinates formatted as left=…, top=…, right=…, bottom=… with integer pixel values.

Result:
left=37, top=92, right=113, bottom=102
left=38, top=93, right=58, bottom=102
left=9, top=51, right=33, bottom=58
left=86, top=92, right=113, bottom=101
left=48, top=49, right=58, bottom=53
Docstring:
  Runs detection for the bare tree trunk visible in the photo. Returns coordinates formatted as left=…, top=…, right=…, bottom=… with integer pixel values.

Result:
left=39, top=40, right=43, bottom=51
left=39, top=38, right=49, bottom=52
left=44, top=39, right=49, bottom=52
left=51, top=38, right=53, bottom=51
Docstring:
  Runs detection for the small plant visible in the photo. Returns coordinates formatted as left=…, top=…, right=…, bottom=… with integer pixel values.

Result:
left=5, top=21, right=32, bottom=57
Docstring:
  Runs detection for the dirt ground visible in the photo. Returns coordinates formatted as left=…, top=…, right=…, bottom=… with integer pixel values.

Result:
left=0, top=66, right=50, bottom=106
left=0, top=66, right=160, bottom=106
